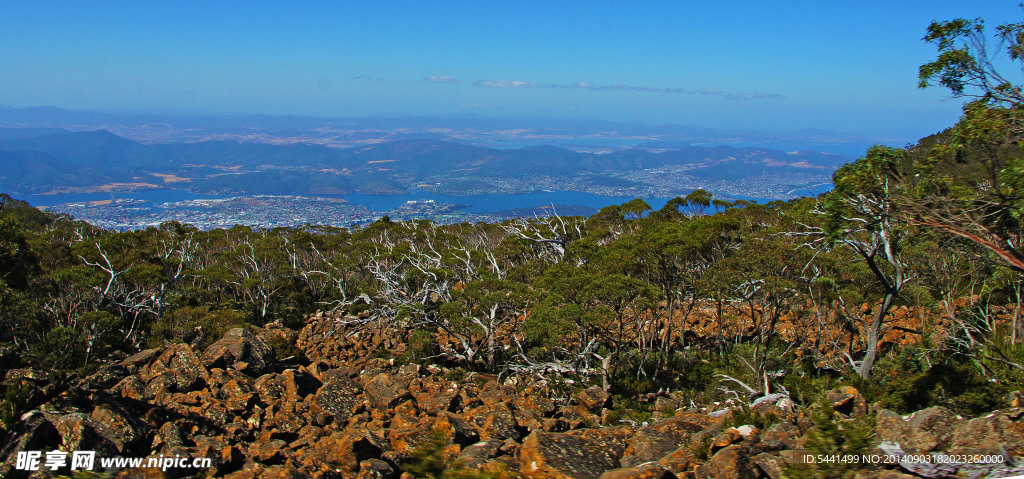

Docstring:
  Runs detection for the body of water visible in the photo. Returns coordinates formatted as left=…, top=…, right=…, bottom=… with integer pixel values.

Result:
left=22, top=186, right=822, bottom=217
left=691, top=142, right=872, bottom=157
left=476, top=137, right=650, bottom=151
left=24, top=189, right=232, bottom=208
left=341, top=190, right=665, bottom=213
left=24, top=189, right=662, bottom=214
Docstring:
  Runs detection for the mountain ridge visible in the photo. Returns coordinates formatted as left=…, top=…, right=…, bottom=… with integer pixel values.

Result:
left=0, top=129, right=848, bottom=198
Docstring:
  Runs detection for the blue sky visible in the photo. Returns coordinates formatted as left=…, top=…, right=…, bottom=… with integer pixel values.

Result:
left=2, top=1, right=1022, bottom=138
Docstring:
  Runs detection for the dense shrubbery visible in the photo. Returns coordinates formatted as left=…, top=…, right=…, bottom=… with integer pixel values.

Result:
left=785, top=400, right=875, bottom=479
left=2, top=174, right=1024, bottom=413
left=402, top=431, right=517, bottom=479
left=6, top=52, right=1024, bottom=412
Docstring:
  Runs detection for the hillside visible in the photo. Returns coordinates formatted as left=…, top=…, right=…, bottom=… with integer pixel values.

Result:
left=0, top=131, right=847, bottom=198
left=2, top=119, right=1024, bottom=474
left=3, top=315, right=1024, bottom=478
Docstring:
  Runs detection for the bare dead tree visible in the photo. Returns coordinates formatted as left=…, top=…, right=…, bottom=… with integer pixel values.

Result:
left=506, top=337, right=606, bottom=386
left=226, top=230, right=287, bottom=320
left=79, top=241, right=126, bottom=309
left=500, top=206, right=585, bottom=263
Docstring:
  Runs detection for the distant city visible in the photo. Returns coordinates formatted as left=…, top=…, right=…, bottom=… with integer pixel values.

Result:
left=34, top=194, right=502, bottom=231
left=0, top=105, right=857, bottom=229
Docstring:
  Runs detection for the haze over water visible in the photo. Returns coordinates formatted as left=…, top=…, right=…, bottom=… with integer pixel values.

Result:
left=4, top=1, right=1020, bottom=142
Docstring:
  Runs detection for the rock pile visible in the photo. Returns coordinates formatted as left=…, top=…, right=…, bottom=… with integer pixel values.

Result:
left=1, top=313, right=1023, bottom=478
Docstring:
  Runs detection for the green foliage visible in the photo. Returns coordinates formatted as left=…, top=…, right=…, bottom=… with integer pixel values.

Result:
left=779, top=355, right=843, bottom=407
left=403, top=431, right=452, bottom=479
left=907, top=12, right=1024, bottom=276
left=603, top=396, right=652, bottom=427
left=0, top=216, right=36, bottom=290
left=148, top=306, right=247, bottom=350
left=690, top=433, right=714, bottom=461
left=442, top=367, right=469, bottom=382
left=0, top=378, right=31, bottom=435
left=405, top=329, right=441, bottom=363
left=440, top=276, right=530, bottom=369
left=785, top=401, right=875, bottom=479
left=402, top=431, right=516, bottom=479
left=722, top=406, right=779, bottom=431
left=263, top=330, right=306, bottom=363
left=831, top=145, right=908, bottom=200
left=527, top=263, right=661, bottom=382
left=867, top=347, right=1012, bottom=417
left=37, top=326, right=87, bottom=371
left=919, top=16, right=1024, bottom=106
left=677, top=353, right=717, bottom=394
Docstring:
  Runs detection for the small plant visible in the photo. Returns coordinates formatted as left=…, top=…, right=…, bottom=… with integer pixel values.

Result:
left=784, top=401, right=875, bottom=479
left=404, top=329, right=440, bottom=363
left=604, top=394, right=652, bottom=426
left=403, top=431, right=452, bottom=479
left=263, top=330, right=306, bottom=362
left=690, top=433, right=714, bottom=461
left=0, top=378, right=32, bottom=434
left=442, top=367, right=468, bottom=382
left=871, top=349, right=1011, bottom=416
left=403, top=431, right=516, bottom=479
left=722, top=406, right=778, bottom=431
left=148, top=306, right=247, bottom=350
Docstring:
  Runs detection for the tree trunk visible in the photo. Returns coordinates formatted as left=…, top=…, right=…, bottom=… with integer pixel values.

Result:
left=858, top=292, right=895, bottom=379
left=487, top=326, right=496, bottom=369
left=659, top=295, right=676, bottom=370
left=1013, top=281, right=1022, bottom=345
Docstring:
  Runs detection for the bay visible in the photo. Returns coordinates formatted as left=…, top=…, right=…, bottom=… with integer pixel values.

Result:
left=21, top=185, right=817, bottom=219
left=24, top=189, right=665, bottom=214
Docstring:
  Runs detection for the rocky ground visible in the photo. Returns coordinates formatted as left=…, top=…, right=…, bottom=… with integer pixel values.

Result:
left=2, top=312, right=1024, bottom=478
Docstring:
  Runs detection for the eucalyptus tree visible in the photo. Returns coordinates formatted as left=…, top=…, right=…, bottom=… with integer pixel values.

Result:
left=222, top=227, right=292, bottom=322
left=902, top=14, right=1024, bottom=274
left=609, top=211, right=741, bottom=374
left=843, top=12, right=1024, bottom=375
left=441, top=276, right=530, bottom=369
left=526, top=263, right=660, bottom=390
left=800, top=147, right=915, bottom=380
left=0, top=199, right=42, bottom=355
left=705, top=230, right=808, bottom=395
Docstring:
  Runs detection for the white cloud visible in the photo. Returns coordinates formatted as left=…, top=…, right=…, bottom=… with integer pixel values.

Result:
left=424, top=76, right=458, bottom=83
left=473, top=80, right=539, bottom=88
left=470, top=79, right=783, bottom=100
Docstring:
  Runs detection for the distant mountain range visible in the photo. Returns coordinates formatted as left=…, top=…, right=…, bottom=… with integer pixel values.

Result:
left=0, top=104, right=889, bottom=156
left=0, top=128, right=850, bottom=198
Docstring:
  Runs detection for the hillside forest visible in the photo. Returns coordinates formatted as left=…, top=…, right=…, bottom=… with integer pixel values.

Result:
left=3, top=13, right=1024, bottom=478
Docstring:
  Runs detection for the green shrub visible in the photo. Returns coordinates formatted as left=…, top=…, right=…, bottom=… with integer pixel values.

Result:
left=608, top=348, right=720, bottom=409
left=723, top=406, right=778, bottom=430
left=36, top=326, right=86, bottom=371
left=0, top=379, right=31, bottom=435
left=604, top=394, right=652, bottom=426
left=784, top=401, right=875, bottom=479
left=148, top=306, right=247, bottom=350
left=442, top=367, right=469, bottom=382
left=873, top=353, right=1008, bottom=416
left=403, top=431, right=516, bottom=479
left=690, top=433, right=714, bottom=461
left=263, top=330, right=306, bottom=362
left=404, top=329, right=440, bottom=363
left=779, top=353, right=843, bottom=406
